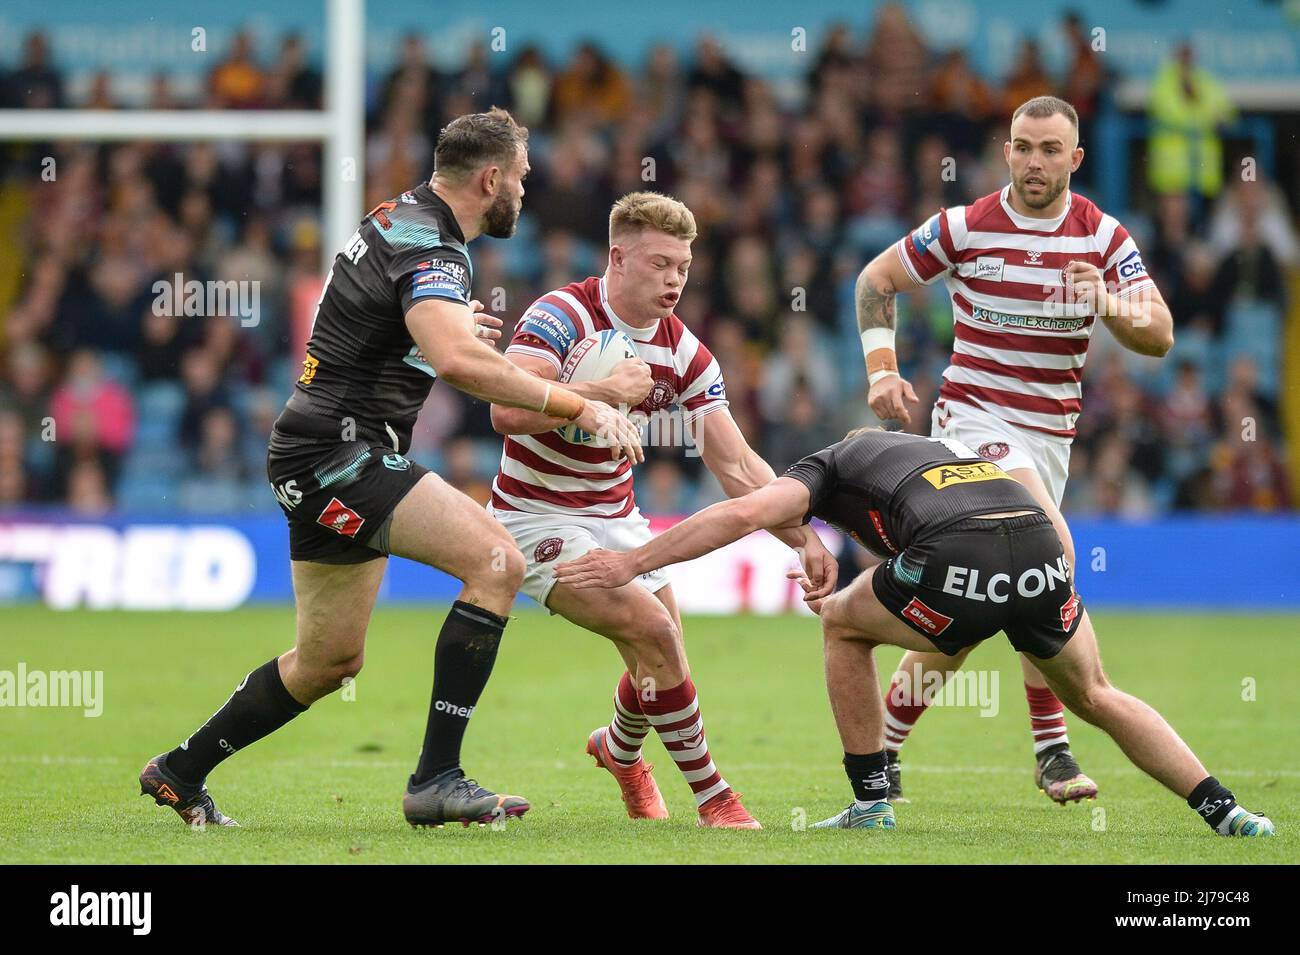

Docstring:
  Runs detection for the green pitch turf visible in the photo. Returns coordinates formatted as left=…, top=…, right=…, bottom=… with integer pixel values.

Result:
left=0, top=606, right=1293, bottom=864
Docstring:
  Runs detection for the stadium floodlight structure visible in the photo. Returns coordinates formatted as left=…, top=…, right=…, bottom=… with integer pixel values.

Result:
left=0, top=0, right=366, bottom=272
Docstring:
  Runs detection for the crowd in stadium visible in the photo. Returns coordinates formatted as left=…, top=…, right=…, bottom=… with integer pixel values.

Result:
left=0, top=6, right=1293, bottom=517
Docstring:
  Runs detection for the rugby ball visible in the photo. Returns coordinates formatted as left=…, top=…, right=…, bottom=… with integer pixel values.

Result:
left=557, top=329, right=639, bottom=444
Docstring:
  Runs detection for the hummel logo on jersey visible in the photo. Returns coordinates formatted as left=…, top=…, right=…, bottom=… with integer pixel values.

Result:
left=1025, top=249, right=1043, bottom=265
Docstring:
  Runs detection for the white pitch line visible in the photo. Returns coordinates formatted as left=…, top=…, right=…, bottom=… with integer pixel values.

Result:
left=4, top=754, right=1299, bottom=780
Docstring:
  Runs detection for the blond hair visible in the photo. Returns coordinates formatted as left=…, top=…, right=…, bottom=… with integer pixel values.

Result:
left=609, top=191, right=697, bottom=246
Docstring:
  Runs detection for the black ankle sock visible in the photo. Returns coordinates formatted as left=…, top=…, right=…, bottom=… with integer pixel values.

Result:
left=411, top=601, right=508, bottom=786
left=166, top=658, right=308, bottom=785
left=1187, top=775, right=1237, bottom=831
left=844, top=750, right=890, bottom=804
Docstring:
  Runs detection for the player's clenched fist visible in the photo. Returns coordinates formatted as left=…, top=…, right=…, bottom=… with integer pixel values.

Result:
left=605, top=357, right=654, bottom=408
left=576, top=400, right=644, bottom=463
left=1062, top=260, right=1109, bottom=315
left=868, top=374, right=919, bottom=425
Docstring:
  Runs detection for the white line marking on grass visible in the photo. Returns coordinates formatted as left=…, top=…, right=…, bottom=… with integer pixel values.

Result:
left=6, top=754, right=1298, bottom=780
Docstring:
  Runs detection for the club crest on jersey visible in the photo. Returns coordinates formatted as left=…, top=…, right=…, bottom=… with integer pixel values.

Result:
left=534, top=537, right=564, bottom=563
left=641, top=378, right=678, bottom=412
left=977, top=441, right=1011, bottom=461
left=299, top=352, right=319, bottom=385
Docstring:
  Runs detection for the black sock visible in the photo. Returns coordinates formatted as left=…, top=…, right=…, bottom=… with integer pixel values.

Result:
left=1187, top=775, right=1238, bottom=832
left=411, top=601, right=508, bottom=786
left=844, top=750, right=889, bottom=804
left=165, top=658, right=308, bottom=785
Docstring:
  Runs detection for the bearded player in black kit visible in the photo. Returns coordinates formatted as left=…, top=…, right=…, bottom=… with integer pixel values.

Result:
left=140, top=109, right=642, bottom=829
left=555, top=428, right=1274, bottom=838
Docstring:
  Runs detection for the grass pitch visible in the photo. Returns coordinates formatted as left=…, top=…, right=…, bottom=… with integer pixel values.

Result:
left=0, top=606, right=1293, bottom=864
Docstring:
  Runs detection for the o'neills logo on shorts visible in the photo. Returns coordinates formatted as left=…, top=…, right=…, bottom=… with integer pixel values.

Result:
left=921, top=461, right=1012, bottom=490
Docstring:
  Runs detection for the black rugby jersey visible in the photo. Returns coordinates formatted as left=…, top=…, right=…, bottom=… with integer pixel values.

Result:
left=783, top=430, right=1043, bottom=557
left=274, top=183, right=473, bottom=452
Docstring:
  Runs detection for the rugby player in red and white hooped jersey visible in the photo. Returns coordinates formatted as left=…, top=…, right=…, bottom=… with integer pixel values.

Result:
left=854, top=96, right=1174, bottom=805
left=489, top=192, right=839, bottom=828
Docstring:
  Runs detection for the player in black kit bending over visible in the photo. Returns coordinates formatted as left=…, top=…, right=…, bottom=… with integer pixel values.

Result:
left=555, top=427, right=1274, bottom=838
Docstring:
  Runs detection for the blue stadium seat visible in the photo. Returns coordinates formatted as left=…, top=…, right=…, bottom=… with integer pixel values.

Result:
left=1224, top=301, right=1281, bottom=396
left=122, top=446, right=187, bottom=481
left=134, top=381, right=186, bottom=447
left=98, top=351, right=139, bottom=390
left=177, top=477, right=247, bottom=513
left=116, top=473, right=180, bottom=514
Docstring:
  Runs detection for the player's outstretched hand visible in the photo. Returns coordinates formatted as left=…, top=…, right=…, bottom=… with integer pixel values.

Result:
left=605, top=357, right=654, bottom=408
left=468, top=299, right=504, bottom=342
left=554, top=547, right=634, bottom=589
left=868, top=374, right=919, bottom=425
left=576, top=400, right=644, bottom=463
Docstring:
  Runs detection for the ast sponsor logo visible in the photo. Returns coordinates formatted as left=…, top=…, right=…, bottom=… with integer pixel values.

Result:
left=920, top=461, right=1012, bottom=490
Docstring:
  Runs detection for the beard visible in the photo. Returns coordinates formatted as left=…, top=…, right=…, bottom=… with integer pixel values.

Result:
left=482, top=190, right=520, bottom=238
left=1014, top=171, right=1068, bottom=210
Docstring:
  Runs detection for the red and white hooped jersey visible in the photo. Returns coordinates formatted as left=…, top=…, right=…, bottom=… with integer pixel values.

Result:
left=897, top=185, right=1156, bottom=440
left=491, top=275, right=728, bottom=518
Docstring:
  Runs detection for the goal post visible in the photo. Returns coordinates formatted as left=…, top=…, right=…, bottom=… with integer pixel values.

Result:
left=0, top=0, right=366, bottom=272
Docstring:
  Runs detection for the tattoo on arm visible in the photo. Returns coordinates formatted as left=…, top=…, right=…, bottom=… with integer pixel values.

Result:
left=856, top=270, right=896, bottom=333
